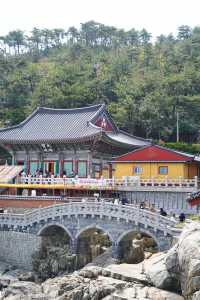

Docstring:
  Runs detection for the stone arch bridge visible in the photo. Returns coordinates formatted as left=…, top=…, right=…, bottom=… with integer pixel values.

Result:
left=0, top=202, right=180, bottom=259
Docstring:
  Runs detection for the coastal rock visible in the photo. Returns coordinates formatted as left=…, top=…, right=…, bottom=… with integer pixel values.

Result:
left=78, top=266, right=102, bottom=278
left=0, top=263, right=13, bottom=276
left=192, top=291, right=200, bottom=300
left=175, top=222, right=200, bottom=299
left=32, top=245, right=77, bottom=280
left=144, top=252, right=180, bottom=292
left=41, top=273, right=124, bottom=299
left=112, top=285, right=184, bottom=300
left=0, top=275, right=18, bottom=290
left=0, top=281, right=42, bottom=299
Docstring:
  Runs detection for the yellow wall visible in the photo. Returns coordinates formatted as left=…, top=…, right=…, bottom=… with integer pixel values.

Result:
left=113, top=162, right=199, bottom=179
left=184, top=163, right=199, bottom=179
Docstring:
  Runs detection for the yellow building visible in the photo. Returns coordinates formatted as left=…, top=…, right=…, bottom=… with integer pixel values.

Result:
left=113, top=145, right=200, bottom=179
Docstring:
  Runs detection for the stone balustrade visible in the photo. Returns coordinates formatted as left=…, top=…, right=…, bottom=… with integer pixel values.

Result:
left=0, top=202, right=177, bottom=237
left=0, top=202, right=182, bottom=266
left=19, top=175, right=198, bottom=190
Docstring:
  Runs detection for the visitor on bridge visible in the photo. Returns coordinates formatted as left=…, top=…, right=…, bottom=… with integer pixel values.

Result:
left=150, top=204, right=156, bottom=213
left=121, top=197, right=128, bottom=205
left=140, top=202, right=145, bottom=209
left=179, top=212, right=186, bottom=222
left=160, top=208, right=167, bottom=216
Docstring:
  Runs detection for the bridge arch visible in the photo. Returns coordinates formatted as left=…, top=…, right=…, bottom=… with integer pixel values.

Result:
left=75, top=224, right=113, bottom=242
left=116, top=228, right=160, bottom=250
left=75, top=224, right=113, bottom=267
left=37, top=223, right=73, bottom=241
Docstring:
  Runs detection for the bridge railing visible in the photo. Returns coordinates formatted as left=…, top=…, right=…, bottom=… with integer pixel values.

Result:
left=19, top=175, right=198, bottom=189
left=0, top=212, right=25, bottom=228
left=0, top=202, right=176, bottom=234
left=21, top=202, right=177, bottom=231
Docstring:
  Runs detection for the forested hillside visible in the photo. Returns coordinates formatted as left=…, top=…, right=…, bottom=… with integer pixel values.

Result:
left=0, top=21, right=200, bottom=143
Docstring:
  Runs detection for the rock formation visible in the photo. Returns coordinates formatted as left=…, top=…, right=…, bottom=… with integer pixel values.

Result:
left=0, top=222, right=199, bottom=299
left=164, top=222, right=200, bottom=300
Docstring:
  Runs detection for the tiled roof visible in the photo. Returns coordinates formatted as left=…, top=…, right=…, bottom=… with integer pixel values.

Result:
left=114, top=145, right=194, bottom=162
left=0, top=104, right=150, bottom=148
left=106, top=131, right=150, bottom=147
left=0, top=105, right=104, bottom=144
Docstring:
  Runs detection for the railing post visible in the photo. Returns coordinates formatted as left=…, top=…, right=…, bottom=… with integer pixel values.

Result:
left=39, top=175, right=42, bottom=184
left=28, top=175, right=31, bottom=184
left=112, top=176, right=115, bottom=187
left=124, top=176, right=128, bottom=187
left=179, top=176, right=182, bottom=187
left=195, top=176, right=198, bottom=188
left=100, top=176, right=104, bottom=188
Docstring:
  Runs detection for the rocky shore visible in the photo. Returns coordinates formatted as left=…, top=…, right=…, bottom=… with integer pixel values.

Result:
left=0, top=222, right=199, bottom=299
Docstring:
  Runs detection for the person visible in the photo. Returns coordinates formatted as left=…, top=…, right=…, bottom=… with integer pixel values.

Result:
left=150, top=204, right=156, bottom=213
left=179, top=212, right=186, bottom=222
left=160, top=208, right=167, bottom=216
left=140, top=202, right=145, bottom=209
left=121, top=197, right=128, bottom=205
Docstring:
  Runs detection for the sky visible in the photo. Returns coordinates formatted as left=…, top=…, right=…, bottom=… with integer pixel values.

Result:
left=0, top=0, right=200, bottom=38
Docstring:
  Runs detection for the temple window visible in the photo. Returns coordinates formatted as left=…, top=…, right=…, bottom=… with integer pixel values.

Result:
left=159, top=166, right=168, bottom=175
left=30, top=161, right=38, bottom=175
left=78, top=161, right=87, bottom=177
left=133, top=166, right=142, bottom=174
left=64, top=161, right=73, bottom=176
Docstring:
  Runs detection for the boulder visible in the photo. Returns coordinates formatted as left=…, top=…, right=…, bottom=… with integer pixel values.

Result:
left=1, top=281, right=42, bottom=299
left=0, top=262, right=13, bottom=276
left=106, top=284, right=184, bottom=300
left=78, top=266, right=102, bottom=278
left=144, top=286, right=184, bottom=300
left=171, top=222, right=200, bottom=299
left=192, top=291, right=200, bottom=300
left=0, top=276, right=18, bottom=290
left=145, top=252, right=180, bottom=292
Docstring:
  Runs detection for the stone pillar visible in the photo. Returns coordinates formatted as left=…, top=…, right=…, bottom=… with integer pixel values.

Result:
left=111, top=241, right=120, bottom=260
left=59, top=152, right=64, bottom=176
left=25, top=151, right=30, bottom=174
left=39, top=152, right=43, bottom=172
left=69, top=239, right=78, bottom=254
left=11, top=151, right=16, bottom=166
left=87, top=152, right=92, bottom=178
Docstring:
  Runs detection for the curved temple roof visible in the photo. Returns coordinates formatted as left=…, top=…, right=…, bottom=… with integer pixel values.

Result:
left=0, top=104, right=150, bottom=148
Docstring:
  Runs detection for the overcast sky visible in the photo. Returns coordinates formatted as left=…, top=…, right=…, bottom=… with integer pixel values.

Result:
left=1, top=0, right=200, bottom=38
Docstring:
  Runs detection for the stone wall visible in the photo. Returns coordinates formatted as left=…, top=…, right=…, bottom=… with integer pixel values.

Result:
left=0, top=231, right=41, bottom=269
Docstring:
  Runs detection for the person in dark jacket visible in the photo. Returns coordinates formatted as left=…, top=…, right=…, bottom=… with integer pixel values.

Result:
left=160, top=208, right=167, bottom=216
left=179, top=212, right=186, bottom=222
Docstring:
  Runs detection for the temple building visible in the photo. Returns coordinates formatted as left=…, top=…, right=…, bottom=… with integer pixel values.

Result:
left=113, top=145, right=200, bottom=179
left=0, top=104, right=149, bottom=178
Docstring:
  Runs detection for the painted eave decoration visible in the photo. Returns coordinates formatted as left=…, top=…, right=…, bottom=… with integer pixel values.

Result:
left=187, top=190, right=200, bottom=207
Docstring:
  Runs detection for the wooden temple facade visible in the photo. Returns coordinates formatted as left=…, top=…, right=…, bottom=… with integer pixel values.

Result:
left=0, top=104, right=149, bottom=179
